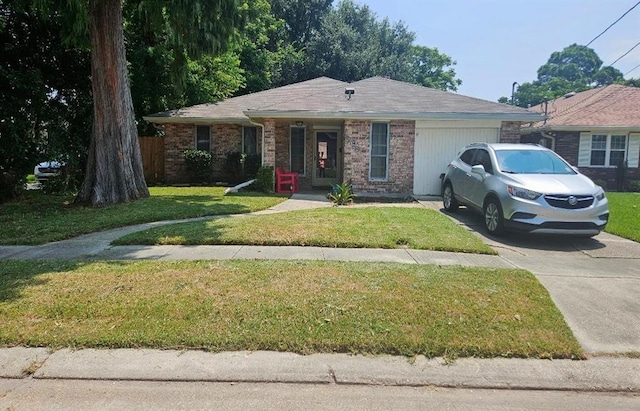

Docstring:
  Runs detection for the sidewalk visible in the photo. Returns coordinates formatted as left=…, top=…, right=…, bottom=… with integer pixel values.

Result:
left=2, top=347, right=639, bottom=392
left=1, top=194, right=639, bottom=396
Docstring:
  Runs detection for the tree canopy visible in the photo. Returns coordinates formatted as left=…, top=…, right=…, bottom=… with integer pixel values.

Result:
left=504, top=44, right=624, bottom=107
left=1, top=0, right=462, bottom=204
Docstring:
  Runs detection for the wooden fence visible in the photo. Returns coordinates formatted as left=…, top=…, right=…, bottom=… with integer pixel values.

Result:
left=139, top=136, right=164, bottom=183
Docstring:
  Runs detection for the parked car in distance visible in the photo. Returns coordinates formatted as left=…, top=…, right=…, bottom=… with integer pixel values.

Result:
left=441, top=143, right=609, bottom=236
left=34, top=161, right=63, bottom=183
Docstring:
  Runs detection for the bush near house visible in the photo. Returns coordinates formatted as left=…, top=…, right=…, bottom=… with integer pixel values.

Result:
left=183, top=149, right=212, bottom=183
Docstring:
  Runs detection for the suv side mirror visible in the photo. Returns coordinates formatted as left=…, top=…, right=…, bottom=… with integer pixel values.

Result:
left=471, top=164, right=486, bottom=176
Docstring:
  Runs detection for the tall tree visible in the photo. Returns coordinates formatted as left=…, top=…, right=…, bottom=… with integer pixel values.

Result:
left=507, top=44, right=624, bottom=107
left=304, top=0, right=461, bottom=91
left=32, top=0, right=242, bottom=206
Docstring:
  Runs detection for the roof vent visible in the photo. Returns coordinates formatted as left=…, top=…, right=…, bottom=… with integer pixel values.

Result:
left=563, top=92, right=576, bottom=98
left=345, top=87, right=355, bottom=100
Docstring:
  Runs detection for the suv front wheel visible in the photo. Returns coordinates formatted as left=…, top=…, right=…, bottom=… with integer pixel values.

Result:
left=483, top=197, right=504, bottom=236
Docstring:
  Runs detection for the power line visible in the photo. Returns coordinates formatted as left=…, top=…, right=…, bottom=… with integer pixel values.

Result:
left=586, top=0, right=640, bottom=46
left=625, top=62, right=640, bottom=76
left=609, top=41, right=640, bottom=65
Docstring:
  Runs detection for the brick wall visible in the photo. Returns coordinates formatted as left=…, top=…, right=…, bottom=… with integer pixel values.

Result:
left=499, top=121, right=522, bottom=143
left=163, top=122, right=242, bottom=183
left=343, top=119, right=415, bottom=196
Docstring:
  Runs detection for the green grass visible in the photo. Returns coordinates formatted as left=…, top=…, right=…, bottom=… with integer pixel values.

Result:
left=0, top=260, right=582, bottom=359
left=0, top=187, right=286, bottom=245
left=605, top=192, right=640, bottom=242
left=115, top=207, right=496, bottom=255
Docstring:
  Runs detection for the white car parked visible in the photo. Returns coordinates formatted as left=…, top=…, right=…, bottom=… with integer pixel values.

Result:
left=34, top=161, right=63, bottom=183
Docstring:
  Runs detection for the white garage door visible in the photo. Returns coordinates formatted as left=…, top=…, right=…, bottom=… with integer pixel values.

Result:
left=413, top=122, right=500, bottom=196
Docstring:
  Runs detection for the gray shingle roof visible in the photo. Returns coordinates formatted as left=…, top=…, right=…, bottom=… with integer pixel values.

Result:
left=144, top=76, right=541, bottom=123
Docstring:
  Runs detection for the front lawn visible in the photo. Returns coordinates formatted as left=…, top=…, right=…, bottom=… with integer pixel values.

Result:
left=115, top=207, right=496, bottom=255
left=605, top=192, right=640, bottom=242
left=0, top=187, right=286, bottom=245
left=0, top=260, right=582, bottom=359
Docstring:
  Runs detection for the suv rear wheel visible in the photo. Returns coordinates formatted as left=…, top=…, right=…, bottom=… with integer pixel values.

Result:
left=483, top=197, right=504, bottom=236
left=442, top=183, right=459, bottom=212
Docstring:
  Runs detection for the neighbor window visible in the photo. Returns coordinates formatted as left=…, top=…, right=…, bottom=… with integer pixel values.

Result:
left=195, top=125, right=211, bottom=152
left=370, top=122, right=389, bottom=180
left=290, top=127, right=306, bottom=175
left=590, top=134, right=627, bottom=167
left=243, top=126, right=258, bottom=156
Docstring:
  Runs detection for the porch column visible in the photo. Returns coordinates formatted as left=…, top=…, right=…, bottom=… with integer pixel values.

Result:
left=263, top=118, right=276, bottom=167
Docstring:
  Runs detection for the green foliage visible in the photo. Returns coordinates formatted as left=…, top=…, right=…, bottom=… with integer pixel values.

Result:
left=628, top=180, right=640, bottom=192
left=507, top=44, right=624, bottom=107
left=0, top=4, right=91, bottom=201
left=183, top=150, right=212, bottom=183
left=303, top=0, right=460, bottom=90
left=254, top=166, right=274, bottom=193
left=222, top=151, right=244, bottom=183
left=328, top=182, right=355, bottom=205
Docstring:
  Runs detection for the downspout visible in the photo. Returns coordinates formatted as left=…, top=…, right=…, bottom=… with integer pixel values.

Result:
left=541, top=130, right=556, bottom=151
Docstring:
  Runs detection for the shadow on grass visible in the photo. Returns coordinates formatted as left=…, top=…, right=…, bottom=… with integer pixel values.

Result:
left=0, top=260, right=85, bottom=303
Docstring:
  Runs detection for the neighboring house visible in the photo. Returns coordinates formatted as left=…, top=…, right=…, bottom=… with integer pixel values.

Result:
left=522, top=84, right=640, bottom=189
left=144, top=76, right=541, bottom=196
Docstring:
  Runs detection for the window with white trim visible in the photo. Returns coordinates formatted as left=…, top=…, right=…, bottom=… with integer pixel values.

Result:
left=242, top=126, right=258, bottom=156
left=195, top=125, right=211, bottom=151
left=370, top=122, right=389, bottom=180
left=590, top=134, right=627, bottom=167
left=290, top=127, right=306, bottom=175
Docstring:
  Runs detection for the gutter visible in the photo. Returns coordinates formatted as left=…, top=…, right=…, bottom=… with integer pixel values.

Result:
left=242, top=110, right=544, bottom=122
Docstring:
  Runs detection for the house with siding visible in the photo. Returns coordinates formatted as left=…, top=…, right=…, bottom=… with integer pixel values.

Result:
left=144, top=76, right=542, bottom=196
left=522, top=84, right=640, bottom=190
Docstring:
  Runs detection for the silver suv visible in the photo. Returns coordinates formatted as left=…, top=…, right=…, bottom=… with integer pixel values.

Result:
left=441, top=143, right=609, bottom=236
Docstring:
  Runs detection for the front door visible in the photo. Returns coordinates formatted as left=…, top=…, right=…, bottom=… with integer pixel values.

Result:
left=313, top=131, right=340, bottom=187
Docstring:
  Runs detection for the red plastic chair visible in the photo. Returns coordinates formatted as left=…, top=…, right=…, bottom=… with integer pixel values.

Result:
left=275, top=167, right=299, bottom=194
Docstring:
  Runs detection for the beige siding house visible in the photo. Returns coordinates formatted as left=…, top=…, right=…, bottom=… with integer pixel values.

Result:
left=144, top=76, right=542, bottom=196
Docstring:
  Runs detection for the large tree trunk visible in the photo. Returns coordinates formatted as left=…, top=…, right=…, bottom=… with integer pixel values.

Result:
left=77, top=0, right=149, bottom=206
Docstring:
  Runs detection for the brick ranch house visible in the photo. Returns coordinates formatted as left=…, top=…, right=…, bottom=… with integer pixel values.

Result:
left=521, top=84, right=640, bottom=190
left=144, top=76, right=542, bottom=196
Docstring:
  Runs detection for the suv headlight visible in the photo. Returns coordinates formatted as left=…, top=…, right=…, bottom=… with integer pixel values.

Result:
left=595, top=187, right=606, bottom=201
left=507, top=185, right=542, bottom=200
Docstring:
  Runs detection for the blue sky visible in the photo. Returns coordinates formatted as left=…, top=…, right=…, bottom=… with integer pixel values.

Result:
left=360, top=0, right=640, bottom=102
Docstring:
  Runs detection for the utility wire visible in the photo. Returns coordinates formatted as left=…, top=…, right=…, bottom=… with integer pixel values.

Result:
left=586, top=0, right=640, bottom=46
left=624, top=62, right=640, bottom=76
left=609, top=41, right=640, bottom=65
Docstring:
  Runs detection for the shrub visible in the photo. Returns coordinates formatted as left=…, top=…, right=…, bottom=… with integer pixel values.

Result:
left=0, top=171, right=24, bottom=204
left=222, top=151, right=243, bottom=184
left=183, top=150, right=212, bottom=183
left=254, top=166, right=274, bottom=193
left=593, top=179, right=607, bottom=190
left=243, top=154, right=261, bottom=179
left=628, top=180, right=640, bottom=192
left=328, top=182, right=355, bottom=206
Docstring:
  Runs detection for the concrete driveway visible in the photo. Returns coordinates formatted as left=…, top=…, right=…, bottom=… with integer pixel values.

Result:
left=424, top=202, right=640, bottom=354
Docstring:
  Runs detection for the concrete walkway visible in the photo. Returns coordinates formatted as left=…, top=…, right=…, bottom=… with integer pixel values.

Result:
left=1, top=193, right=640, bottom=403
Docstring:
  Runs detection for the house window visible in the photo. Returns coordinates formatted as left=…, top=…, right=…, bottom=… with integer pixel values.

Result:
left=370, top=122, right=389, bottom=180
left=290, top=127, right=306, bottom=175
left=590, top=134, right=626, bottom=167
left=195, top=125, right=211, bottom=151
left=243, top=126, right=258, bottom=156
